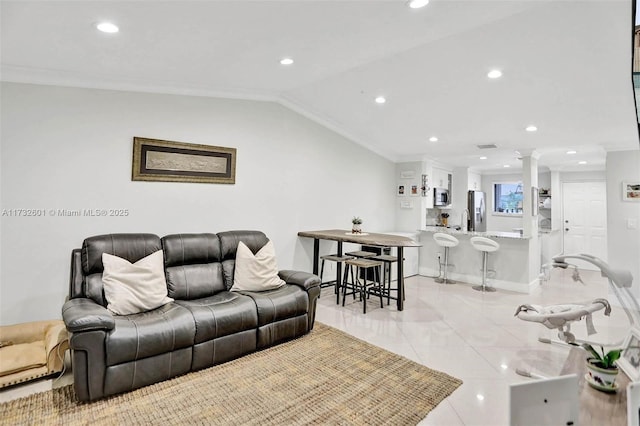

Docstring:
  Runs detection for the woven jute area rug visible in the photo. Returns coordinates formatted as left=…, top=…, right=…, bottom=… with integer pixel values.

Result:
left=0, top=322, right=462, bottom=425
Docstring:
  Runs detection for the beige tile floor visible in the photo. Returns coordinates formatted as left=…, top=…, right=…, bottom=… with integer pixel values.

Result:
left=0, top=268, right=633, bottom=425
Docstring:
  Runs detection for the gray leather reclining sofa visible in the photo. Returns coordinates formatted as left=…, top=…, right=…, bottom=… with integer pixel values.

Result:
left=61, top=231, right=320, bottom=402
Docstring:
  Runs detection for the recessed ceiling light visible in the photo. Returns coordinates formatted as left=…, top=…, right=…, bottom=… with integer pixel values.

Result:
left=578, top=161, right=587, bottom=165
left=408, top=0, right=429, bottom=8
left=503, top=164, right=511, bottom=168
left=487, top=69, right=502, bottom=79
left=375, top=96, right=386, bottom=104
left=566, top=150, right=577, bottom=155
left=479, top=156, right=487, bottom=160
left=525, top=125, right=538, bottom=132
left=96, top=22, right=119, bottom=33
left=280, top=58, right=294, bottom=65
left=476, top=394, right=485, bottom=401
left=429, top=136, right=438, bottom=142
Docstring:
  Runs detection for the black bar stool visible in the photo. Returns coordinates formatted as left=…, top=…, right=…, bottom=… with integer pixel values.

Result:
left=319, top=254, right=354, bottom=296
left=370, top=254, right=400, bottom=305
left=342, top=258, right=384, bottom=314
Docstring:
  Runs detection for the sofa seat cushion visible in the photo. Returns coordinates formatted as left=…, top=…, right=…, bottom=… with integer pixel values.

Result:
left=105, top=303, right=195, bottom=366
left=239, top=285, right=309, bottom=327
left=175, top=292, right=258, bottom=344
left=0, top=342, right=46, bottom=376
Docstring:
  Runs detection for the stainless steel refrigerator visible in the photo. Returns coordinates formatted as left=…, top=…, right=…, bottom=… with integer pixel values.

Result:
left=468, top=190, right=486, bottom=232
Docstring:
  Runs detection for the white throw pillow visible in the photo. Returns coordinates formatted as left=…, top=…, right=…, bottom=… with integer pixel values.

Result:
left=231, top=240, right=286, bottom=292
left=102, top=250, right=174, bottom=315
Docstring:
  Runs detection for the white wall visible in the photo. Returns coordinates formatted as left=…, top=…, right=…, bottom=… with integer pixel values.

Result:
left=606, top=150, right=640, bottom=298
left=0, top=82, right=396, bottom=324
left=394, top=161, right=423, bottom=232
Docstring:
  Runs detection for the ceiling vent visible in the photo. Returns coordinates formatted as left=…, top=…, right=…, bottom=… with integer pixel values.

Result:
left=476, top=144, right=498, bottom=149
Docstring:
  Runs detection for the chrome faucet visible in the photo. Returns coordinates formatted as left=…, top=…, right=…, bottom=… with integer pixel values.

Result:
left=461, top=209, right=469, bottom=232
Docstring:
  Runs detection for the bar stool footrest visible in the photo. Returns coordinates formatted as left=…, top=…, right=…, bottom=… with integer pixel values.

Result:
left=472, top=285, right=497, bottom=292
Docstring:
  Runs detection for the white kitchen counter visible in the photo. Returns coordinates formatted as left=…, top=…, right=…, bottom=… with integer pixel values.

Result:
left=418, top=227, right=540, bottom=293
left=421, top=225, right=528, bottom=240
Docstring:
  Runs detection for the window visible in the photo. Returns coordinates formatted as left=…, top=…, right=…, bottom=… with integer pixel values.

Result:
left=493, top=182, right=523, bottom=214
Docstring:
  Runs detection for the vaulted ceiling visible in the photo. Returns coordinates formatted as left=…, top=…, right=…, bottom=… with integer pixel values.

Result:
left=2, top=0, right=638, bottom=172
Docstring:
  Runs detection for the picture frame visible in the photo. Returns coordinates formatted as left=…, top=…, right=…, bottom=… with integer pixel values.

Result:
left=618, top=327, right=640, bottom=381
left=410, top=184, right=419, bottom=196
left=132, top=137, right=236, bottom=184
left=622, top=182, right=640, bottom=201
left=397, top=184, right=406, bottom=196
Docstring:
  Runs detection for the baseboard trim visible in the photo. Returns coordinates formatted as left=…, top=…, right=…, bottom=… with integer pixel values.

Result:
left=418, top=267, right=536, bottom=294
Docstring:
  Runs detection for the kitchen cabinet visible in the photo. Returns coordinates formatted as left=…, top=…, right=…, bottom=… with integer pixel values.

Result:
left=468, top=171, right=481, bottom=191
left=433, top=167, right=451, bottom=189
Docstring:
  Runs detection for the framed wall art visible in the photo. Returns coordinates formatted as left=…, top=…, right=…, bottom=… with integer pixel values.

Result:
left=622, top=182, right=640, bottom=201
left=132, top=137, right=236, bottom=184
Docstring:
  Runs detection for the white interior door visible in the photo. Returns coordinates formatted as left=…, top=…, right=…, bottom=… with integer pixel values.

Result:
left=562, top=181, right=607, bottom=270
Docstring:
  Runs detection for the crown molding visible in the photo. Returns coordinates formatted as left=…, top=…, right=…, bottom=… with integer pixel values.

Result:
left=0, top=64, right=277, bottom=102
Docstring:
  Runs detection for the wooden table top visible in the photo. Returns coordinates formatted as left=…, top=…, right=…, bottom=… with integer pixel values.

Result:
left=297, top=229, right=421, bottom=247
left=561, top=346, right=629, bottom=425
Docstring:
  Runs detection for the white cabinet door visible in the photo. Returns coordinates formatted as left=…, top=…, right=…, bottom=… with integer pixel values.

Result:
left=468, top=172, right=481, bottom=190
left=433, top=168, right=450, bottom=188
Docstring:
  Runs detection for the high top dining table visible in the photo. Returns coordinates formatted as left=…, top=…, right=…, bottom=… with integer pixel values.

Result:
left=297, top=229, right=421, bottom=311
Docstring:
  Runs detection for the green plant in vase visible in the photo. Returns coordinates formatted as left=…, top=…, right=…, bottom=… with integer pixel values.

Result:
left=581, top=343, right=621, bottom=392
left=351, top=217, right=363, bottom=234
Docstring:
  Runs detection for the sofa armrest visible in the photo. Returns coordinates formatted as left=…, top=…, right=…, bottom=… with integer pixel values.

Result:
left=62, top=298, right=115, bottom=333
left=278, top=270, right=321, bottom=291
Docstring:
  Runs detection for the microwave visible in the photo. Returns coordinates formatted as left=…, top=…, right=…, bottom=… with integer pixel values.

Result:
left=434, top=188, right=450, bottom=206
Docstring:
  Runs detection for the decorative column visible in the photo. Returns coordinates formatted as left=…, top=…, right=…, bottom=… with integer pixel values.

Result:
left=520, top=149, right=541, bottom=288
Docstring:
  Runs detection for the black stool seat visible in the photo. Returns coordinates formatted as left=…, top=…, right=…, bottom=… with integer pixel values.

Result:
left=345, top=258, right=382, bottom=268
left=372, top=254, right=398, bottom=263
left=343, top=258, right=384, bottom=314
left=321, top=254, right=353, bottom=262
left=345, top=250, right=377, bottom=258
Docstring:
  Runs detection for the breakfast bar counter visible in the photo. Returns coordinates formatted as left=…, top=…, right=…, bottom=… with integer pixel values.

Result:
left=421, top=225, right=529, bottom=240
left=419, top=227, right=539, bottom=293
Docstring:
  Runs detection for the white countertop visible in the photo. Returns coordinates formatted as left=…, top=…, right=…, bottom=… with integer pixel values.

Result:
left=421, top=226, right=529, bottom=240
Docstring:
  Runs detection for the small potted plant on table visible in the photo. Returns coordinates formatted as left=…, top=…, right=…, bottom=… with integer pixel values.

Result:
left=582, top=343, right=621, bottom=392
left=351, top=217, right=363, bottom=234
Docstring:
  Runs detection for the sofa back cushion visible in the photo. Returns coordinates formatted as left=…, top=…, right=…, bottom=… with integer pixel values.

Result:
left=218, top=230, right=269, bottom=290
left=161, top=233, right=224, bottom=299
left=81, top=234, right=162, bottom=306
